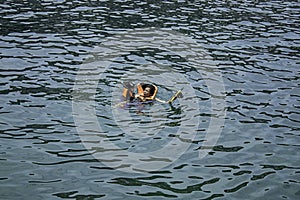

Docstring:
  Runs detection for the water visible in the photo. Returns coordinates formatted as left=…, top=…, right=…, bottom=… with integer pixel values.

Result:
left=0, top=0, right=299, bottom=199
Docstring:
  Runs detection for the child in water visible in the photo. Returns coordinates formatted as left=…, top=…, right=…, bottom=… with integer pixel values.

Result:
left=122, top=81, right=157, bottom=103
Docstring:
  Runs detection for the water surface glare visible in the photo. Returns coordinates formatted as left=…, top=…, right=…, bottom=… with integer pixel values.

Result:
left=0, top=0, right=299, bottom=199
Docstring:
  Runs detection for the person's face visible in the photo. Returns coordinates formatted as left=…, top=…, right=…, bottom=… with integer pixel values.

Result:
left=144, top=87, right=151, bottom=97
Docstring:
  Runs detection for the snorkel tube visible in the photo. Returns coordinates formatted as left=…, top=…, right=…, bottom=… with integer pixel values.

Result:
left=114, top=85, right=183, bottom=109
left=155, top=88, right=183, bottom=104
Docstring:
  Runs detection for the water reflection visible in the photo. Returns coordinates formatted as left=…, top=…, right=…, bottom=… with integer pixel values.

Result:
left=0, top=0, right=299, bottom=199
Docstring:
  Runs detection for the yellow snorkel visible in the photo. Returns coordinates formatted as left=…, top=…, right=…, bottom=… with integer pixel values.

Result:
left=155, top=88, right=183, bottom=104
left=113, top=83, right=183, bottom=109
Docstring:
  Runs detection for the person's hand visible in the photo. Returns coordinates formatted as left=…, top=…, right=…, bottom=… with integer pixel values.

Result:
left=123, top=81, right=133, bottom=88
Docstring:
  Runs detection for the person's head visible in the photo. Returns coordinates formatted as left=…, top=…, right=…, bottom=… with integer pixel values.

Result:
left=143, top=86, right=151, bottom=97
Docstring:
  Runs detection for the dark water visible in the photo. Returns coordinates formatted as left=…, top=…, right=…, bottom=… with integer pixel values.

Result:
left=1, top=1, right=300, bottom=199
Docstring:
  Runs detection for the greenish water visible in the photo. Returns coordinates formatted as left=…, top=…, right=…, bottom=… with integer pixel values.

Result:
left=0, top=1, right=299, bottom=199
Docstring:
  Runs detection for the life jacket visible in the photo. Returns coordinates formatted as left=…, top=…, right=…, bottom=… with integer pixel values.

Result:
left=136, top=83, right=158, bottom=102
left=122, top=83, right=158, bottom=102
left=122, top=87, right=134, bottom=101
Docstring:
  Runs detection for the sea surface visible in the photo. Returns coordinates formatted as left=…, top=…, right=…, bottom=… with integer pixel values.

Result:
left=0, top=1, right=299, bottom=200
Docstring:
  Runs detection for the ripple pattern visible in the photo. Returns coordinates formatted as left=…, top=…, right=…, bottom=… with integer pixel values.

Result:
left=0, top=0, right=299, bottom=200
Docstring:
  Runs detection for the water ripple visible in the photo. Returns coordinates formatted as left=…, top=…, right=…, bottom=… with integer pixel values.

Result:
left=0, top=0, right=299, bottom=199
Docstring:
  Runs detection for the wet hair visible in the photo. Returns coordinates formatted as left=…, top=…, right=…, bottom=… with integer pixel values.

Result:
left=141, top=83, right=155, bottom=96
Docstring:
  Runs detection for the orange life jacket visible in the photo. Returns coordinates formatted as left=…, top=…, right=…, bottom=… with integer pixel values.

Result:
left=136, top=83, right=158, bottom=102
left=122, top=88, right=134, bottom=100
left=122, top=83, right=158, bottom=102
